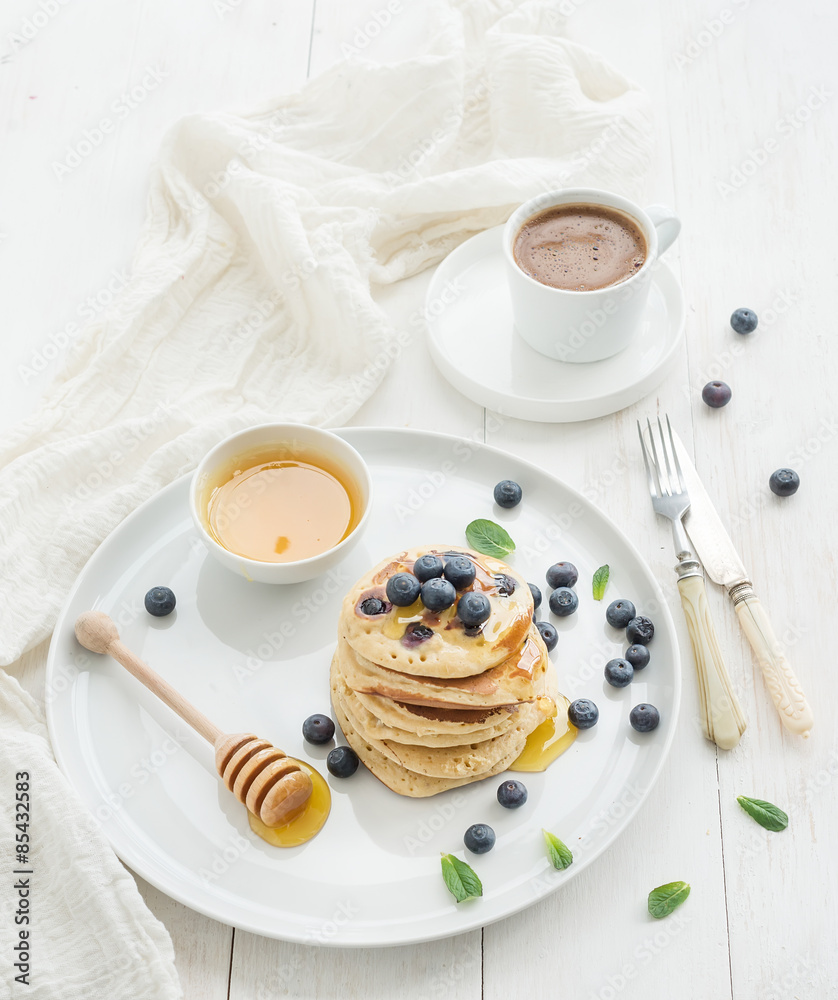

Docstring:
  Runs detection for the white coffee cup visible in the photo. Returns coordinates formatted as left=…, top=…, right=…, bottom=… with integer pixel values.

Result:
left=503, top=188, right=680, bottom=363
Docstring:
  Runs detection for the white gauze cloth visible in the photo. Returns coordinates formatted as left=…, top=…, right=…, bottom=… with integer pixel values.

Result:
left=0, top=670, right=182, bottom=998
left=0, top=0, right=651, bottom=666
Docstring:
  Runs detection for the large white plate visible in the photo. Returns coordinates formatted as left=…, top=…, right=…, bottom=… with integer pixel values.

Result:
left=46, top=428, right=680, bottom=947
left=425, top=227, right=685, bottom=423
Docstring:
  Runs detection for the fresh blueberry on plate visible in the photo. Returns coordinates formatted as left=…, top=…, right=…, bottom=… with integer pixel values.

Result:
left=626, top=616, right=655, bottom=645
left=413, top=554, right=444, bottom=582
left=493, top=480, right=523, bottom=508
left=420, top=577, right=457, bottom=612
left=549, top=587, right=578, bottom=617
left=443, top=555, right=476, bottom=590
left=144, top=586, right=176, bottom=617
left=535, top=620, right=558, bottom=652
left=386, top=572, right=421, bottom=606
left=457, top=592, right=491, bottom=627
left=605, top=658, right=634, bottom=687
left=605, top=599, right=636, bottom=629
left=497, top=779, right=528, bottom=809
left=730, top=308, right=758, bottom=334
left=629, top=703, right=660, bottom=733
left=702, top=381, right=732, bottom=408
left=568, top=698, right=599, bottom=729
left=302, top=714, right=335, bottom=745
left=327, top=746, right=359, bottom=777
left=769, top=468, right=800, bottom=497
left=464, top=823, right=496, bottom=854
left=546, top=562, right=578, bottom=589
left=625, top=643, right=650, bottom=670
left=528, top=583, right=542, bottom=610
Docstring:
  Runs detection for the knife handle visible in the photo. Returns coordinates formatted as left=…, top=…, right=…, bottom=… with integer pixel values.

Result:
left=730, top=586, right=813, bottom=738
left=677, top=572, right=747, bottom=750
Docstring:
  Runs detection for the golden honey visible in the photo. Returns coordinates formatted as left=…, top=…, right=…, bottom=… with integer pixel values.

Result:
left=509, top=695, right=577, bottom=772
left=202, top=444, right=363, bottom=563
left=248, top=762, right=331, bottom=847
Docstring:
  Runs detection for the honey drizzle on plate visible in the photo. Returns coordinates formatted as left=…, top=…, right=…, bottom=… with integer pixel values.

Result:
left=248, top=762, right=331, bottom=847
left=509, top=695, right=578, bottom=772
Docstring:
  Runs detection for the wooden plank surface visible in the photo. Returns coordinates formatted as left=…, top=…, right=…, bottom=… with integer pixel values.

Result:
left=1, top=0, right=835, bottom=997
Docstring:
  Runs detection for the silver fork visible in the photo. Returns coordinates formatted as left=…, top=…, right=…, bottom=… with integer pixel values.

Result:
left=638, top=416, right=746, bottom=750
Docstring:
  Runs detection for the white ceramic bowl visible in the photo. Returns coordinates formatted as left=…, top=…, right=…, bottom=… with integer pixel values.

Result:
left=189, top=423, right=372, bottom=584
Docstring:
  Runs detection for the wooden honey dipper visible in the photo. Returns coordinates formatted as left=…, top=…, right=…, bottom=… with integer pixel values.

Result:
left=74, top=611, right=313, bottom=828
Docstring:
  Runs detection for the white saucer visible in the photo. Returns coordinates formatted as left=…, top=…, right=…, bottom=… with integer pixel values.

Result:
left=425, top=227, right=685, bottom=423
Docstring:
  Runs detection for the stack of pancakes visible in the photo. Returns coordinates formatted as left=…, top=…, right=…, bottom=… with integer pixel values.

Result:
left=330, top=545, right=558, bottom=797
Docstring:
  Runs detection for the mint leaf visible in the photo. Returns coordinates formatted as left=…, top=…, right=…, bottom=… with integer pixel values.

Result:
left=542, top=829, right=573, bottom=871
left=441, top=854, right=483, bottom=903
left=736, top=796, right=788, bottom=832
left=465, top=519, right=515, bottom=558
left=648, top=880, right=690, bottom=919
left=592, top=564, right=609, bottom=600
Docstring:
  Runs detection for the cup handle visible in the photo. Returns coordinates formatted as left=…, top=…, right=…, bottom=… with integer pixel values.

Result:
left=645, top=204, right=681, bottom=256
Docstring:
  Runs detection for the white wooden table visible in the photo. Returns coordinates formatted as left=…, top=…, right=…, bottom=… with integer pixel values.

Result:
left=2, top=1, right=836, bottom=997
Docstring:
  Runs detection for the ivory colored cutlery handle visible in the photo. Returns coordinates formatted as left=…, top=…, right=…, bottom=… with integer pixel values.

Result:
left=732, top=590, right=813, bottom=738
left=677, top=574, right=747, bottom=750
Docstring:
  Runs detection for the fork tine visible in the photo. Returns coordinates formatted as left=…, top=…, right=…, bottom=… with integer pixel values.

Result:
left=636, top=421, right=659, bottom=498
left=666, top=414, right=686, bottom=494
left=646, top=418, right=666, bottom=496
left=657, top=415, right=676, bottom=494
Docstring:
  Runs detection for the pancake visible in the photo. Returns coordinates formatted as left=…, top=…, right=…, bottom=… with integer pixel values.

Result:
left=332, top=659, right=556, bottom=778
left=340, top=546, right=533, bottom=678
left=331, top=684, right=527, bottom=797
left=334, top=627, right=548, bottom=709
left=333, top=664, right=521, bottom=748
left=353, top=689, right=518, bottom=738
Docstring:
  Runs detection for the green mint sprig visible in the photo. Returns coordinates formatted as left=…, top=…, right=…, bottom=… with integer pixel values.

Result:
left=736, top=796, right=788, bottom=832
left=465, top=519, right=515, bottom=558
left=441, top=854, right=483, bottom=903
left=648, top=880, right=690, bottom=919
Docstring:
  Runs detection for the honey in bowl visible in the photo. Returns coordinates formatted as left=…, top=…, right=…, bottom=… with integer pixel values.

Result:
left=202, top=444, right=364, bottom=564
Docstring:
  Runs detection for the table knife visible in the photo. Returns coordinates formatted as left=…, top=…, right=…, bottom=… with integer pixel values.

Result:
left=674, top=434, right=813, bottom=738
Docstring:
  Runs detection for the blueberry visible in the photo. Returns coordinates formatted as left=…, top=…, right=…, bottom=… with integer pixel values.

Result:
left=326, top=746, right=359, bottom=777
left=769, top=468, right=800, bottom=497
left=568, top=698, right=599, bottom=729
left=443, top=555, right=476, bottom=590
left=605, top=658, right=634, bottom=687
left=730, top=308, right=758, bottom=334
left=549, top=587, right=578, bottom=617
left=546, top=562, right=578, bottom=589
left=302, top=714, right=335, bottom=745
left=528, top=583, right=542, bottom=610
left=605, top=599, right=636, bottom=629
left=702, top=381, right=732, bottom=408
left=625, top=643, right=650, bottom=670
left=626, top=616, right=655, bottom=645
left=493, top=480, right=523, bottom=508
left=386, top=572, right=421, bottom=607
left=629, top=703, right=660, bottom=733
left=413, top=554, right=444, bottom=582
left=535, top=620, right=558, bottom=652
left=144, top=586, right=176, bottom=617
left=464, top=823, right=496, bottom=854
left=420, top=577, right=457, bottom=612
left=497, top=779, right=528, bottom=809
left=457, top=592, right=491, bottom=627
left=359, top=597, right=389, bottom=616
left=493, top=573, right=517, bottom=597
